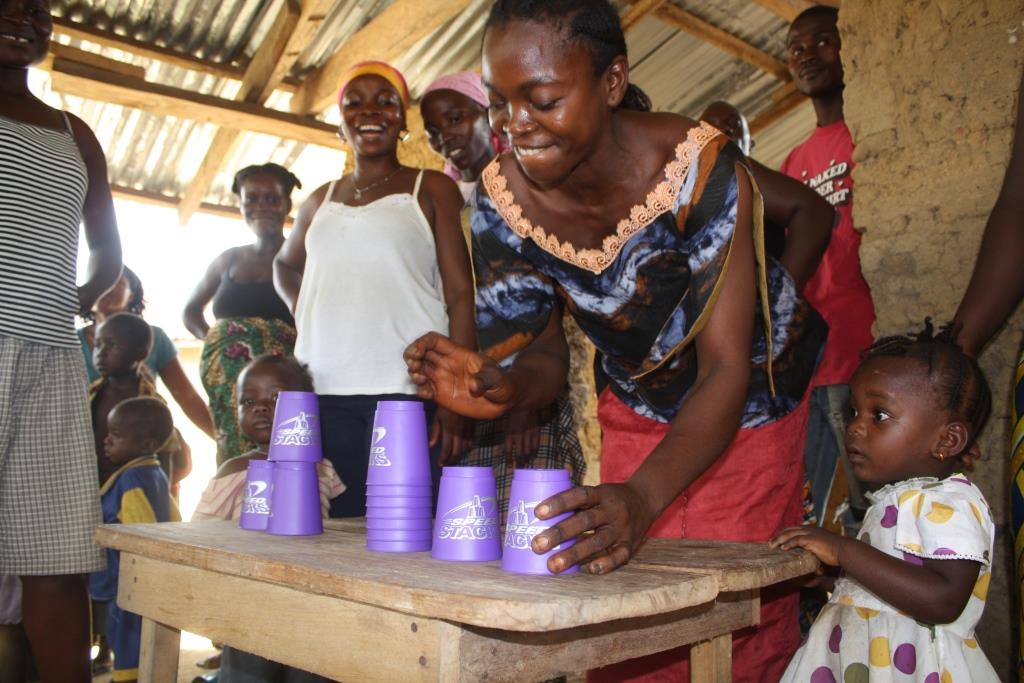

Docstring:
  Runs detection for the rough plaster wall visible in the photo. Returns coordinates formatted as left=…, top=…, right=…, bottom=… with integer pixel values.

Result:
left=841, top=1, right=1024, bottom=677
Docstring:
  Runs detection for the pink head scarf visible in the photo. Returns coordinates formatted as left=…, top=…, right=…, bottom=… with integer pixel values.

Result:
left=422, top=71, right=510, bottom=181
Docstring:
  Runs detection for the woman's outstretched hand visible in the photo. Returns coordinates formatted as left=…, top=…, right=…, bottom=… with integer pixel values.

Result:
left=404, top=332, right=516, bottom=419
left=531, top=482, right=656, bottom=575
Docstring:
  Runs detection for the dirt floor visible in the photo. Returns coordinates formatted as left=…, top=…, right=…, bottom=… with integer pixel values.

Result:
left=91, top=631, right=218, bottom=683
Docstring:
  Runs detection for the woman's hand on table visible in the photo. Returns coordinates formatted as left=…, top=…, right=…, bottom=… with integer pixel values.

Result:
left=532, top=482, right=657, bottom=575
left=431, top=407, right=473, bottom=465
left=404, top=332, right=515, bottom=420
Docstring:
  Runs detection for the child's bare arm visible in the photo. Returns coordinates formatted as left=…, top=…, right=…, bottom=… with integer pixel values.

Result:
left=772, top=526, right=981, bottom=625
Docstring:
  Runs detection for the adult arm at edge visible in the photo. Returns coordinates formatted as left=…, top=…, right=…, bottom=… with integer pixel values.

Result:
left=953, top=72, right=1024, bottom=356
left=158, top=357, right=215, bottom=439
left=70, top=113, right=122, bottom=313
left=183, top=249, right=233, bottom=340
left=274, top=183, right=329, bottom=313
left=749, top=157, right=833, bottom=291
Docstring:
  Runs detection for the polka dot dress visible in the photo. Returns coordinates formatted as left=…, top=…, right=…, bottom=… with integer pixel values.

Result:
left=781, top=475, right=999, bottom=682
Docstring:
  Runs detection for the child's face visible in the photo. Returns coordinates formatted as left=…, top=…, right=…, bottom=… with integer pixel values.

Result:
left=844, top=356, right=954, bottom=485
left=104, top=408, right=153, bottom=465
left=237, top=363, right=295, bottom=447
left=93, top=323, right=145, bottom=376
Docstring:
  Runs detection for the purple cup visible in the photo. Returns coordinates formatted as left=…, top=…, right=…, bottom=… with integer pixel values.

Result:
left=366, top=517, right=434, bottom=531
left=268, top=391, right=322, bottom=463
left=501, top=469, right=578, bottom=575
left=367, top=528, right=434, bottom=542
left=366, top=401, right=430, bottom=485
left=367, top=538, right=431, bottom=553
left=365, top=496, right=433, bottom=508
left=239, top=460, right=274, bottom=531
left=432, top=467, right=501, bottom=562
left=366, top=484, right=433, bottom=498
left=365, top=508, right=434, bottom=520
left=266, top=461, right=322, bottom=536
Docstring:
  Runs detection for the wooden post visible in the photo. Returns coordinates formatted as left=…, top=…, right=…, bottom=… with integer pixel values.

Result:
left=690, top=634, right=732, bottom=683
left=138, top=617, right=180, bottom=683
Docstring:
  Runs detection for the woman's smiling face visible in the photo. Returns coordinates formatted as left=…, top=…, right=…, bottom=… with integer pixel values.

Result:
left=338, top=74, right=404, bottom=157
left=482, top=19, right=612, bottom=189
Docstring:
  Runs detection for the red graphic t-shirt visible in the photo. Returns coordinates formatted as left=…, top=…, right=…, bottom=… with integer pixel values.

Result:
left=781, top=120, right=876, bottom=385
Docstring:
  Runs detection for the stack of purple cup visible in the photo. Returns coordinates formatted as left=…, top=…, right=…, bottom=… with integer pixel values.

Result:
left=502, top=468, right=578, bottom=575
left=264, top=391, right=323, bottom=536
left=239, top=459, right=274, bottom=531
left=365, top=401, right=433, bottom=552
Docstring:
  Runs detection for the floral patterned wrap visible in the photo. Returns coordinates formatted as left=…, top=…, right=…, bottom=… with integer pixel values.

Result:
left=472, top=122, right=826, bottom=427
left=200, top=316, right=296, bottom=464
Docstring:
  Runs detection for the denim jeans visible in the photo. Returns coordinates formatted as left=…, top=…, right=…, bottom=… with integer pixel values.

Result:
left=804, top=384, right=869, bottom=534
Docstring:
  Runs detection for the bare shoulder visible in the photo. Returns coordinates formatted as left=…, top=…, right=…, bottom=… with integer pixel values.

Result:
left=64, top=112, right=106, bottom=161
left=420, top=168, right=460, bottom=196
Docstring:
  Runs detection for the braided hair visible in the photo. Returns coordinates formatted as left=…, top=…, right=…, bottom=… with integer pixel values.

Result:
left=230, top=163, right=303, bottom=196
left=864, top=319, right=991, bottom=443
left=485, top=0, right=652, bottom=112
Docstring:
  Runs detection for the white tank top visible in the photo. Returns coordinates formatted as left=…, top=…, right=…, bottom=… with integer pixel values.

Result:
left=294, top=171, right=449, bottom=395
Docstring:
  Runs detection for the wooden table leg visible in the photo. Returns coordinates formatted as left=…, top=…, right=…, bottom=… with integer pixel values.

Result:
left=138, top=617, right=179, bottom=683
left=690, top=633, right=731, bottom=683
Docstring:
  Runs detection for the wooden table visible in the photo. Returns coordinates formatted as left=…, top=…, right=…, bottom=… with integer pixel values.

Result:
left=95, top=519, right=816, bottom=682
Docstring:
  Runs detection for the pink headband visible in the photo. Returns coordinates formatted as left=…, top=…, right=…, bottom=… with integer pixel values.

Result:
left=421, top=71, right=510, bottom=181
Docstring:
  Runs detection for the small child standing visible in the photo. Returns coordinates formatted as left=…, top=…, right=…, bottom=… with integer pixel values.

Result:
left=193, top=354, right=342, bottom=682
left=772, top=322, right=999, bottom=681
left=89, top=312, right=191, bottom=493
left=89, top=397, right=181, bottom=683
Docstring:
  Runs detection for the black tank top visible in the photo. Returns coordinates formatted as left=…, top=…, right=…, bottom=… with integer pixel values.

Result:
left=211, top=262, right=294, bottom=325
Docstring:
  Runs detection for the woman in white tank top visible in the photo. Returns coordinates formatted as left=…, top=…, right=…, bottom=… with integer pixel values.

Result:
left=274, top=61, right=474, bottom=519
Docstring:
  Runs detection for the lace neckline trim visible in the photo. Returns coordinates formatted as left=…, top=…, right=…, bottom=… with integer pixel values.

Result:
left=480, top=121, right=721, bottom=275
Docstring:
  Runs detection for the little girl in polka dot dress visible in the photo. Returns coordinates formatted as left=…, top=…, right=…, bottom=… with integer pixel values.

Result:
left=772, top=321, right=999, bottom=682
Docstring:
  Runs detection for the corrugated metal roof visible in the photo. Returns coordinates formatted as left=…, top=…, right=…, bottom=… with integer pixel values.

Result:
left=37, top=0, right=817, bottom=215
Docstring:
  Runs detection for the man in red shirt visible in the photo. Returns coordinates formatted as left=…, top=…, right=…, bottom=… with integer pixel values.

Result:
left=782, top=6, right=876, bottom=531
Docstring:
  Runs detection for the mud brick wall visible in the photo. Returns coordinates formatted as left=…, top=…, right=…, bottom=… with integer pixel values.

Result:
left=841, top=1, right=1023, bottom=676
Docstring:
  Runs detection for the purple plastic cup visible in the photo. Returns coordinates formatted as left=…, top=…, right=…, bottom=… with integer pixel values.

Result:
left=366, top=484, right=433, bottom=498
left=266, top=461, right=322, bottom=536
left=366, top=401, right=430, bottom=485
left=365, top=508, right=434, bottom=520
left=432, top=467, right=501, bottom=562
left=268, top=391, right=322, bottom=463
left=366, top=528, right=434, bottom=542
left=239, top=460, right=274, bottom=531
left=366, top=517, right=434, bottom=531
left=367, top=538, right=431, bottom=553
left=501, top=469, right=578, bottom=575
left=365, top=496, right=433, bottom=509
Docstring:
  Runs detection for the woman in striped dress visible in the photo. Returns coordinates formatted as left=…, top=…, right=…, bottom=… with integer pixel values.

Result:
left=0, top=1, right=122, bottom=680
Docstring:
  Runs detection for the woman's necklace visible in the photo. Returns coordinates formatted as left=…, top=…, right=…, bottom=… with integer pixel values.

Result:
left=352, top=166, right=401, bottom=200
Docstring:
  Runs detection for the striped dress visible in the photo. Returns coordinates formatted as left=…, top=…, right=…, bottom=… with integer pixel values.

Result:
left=0, top=112, right=88, bottom=347
left=0, top=111, right=105, bottom=574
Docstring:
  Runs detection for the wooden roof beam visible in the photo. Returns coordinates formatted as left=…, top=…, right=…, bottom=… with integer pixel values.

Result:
left=654, top=3, right=791, bottom=82
left=621, top=0, right=668, bottom=33
left=177, top=0, right=306, bottom=225
left=47, top=58, right=342, bottom=148
left=750, top=83, right=806, bottom=134
left=50, top=16, right=299, bottom=92
left=112, top=185, right=295, bottom=227
left=293, top=0, right=473, bottom=115
left=749, top=0, right=841, bottom=23
left=39, top=42, right=145, bottom=80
